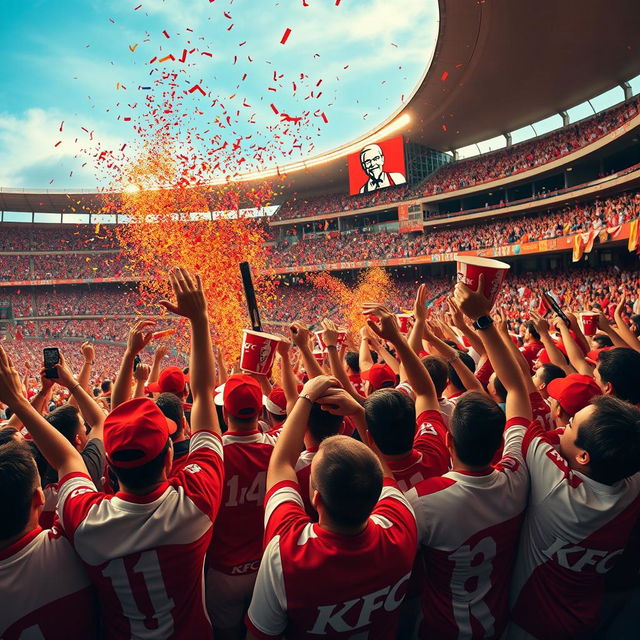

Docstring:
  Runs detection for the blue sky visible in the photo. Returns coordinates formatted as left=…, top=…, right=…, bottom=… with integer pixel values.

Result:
left=0, top=0, right=439, bottom=190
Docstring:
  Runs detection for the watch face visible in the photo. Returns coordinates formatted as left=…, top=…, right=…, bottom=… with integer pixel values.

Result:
left=475, top=315, right=492, bottom=329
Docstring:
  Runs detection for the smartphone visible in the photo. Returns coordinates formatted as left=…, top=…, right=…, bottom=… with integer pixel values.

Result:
left=43, top=347, right=60, bottom=379
left=543, top=291, right=571, bottom=327
left=133, top=354, right=141, bottom=371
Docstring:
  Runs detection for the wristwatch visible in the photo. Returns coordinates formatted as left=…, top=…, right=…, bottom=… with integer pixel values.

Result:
left=472, top=315, right=494, bottom=331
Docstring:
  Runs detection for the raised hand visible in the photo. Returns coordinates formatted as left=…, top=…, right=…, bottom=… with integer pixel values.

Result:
left=530, top=311, right=550, bottom=334
left=159, top=267, right=207, bottom=321
left=413, top=284, right=428, bottom=321
left=81, top=341, right=95, bottom=364
left=453, top=274, right=492, bottom=321
left=320, top=318, right=339, bottom=348
left=361, top=303, right=401, bottom=343
left=276, top=336, right=292, bottom=357
left=316, top=388, right=364, bottom=416
left=289, top=322, right=310, bottom=348
left=0, top=346, right=25, bottom=406
left=133, top=363, right=151, bottom=382
left=301, top=375, right=342, bottom=403
left=53, top=352, right=78, bottom=390
left=126, top=319, right=156, bottom=356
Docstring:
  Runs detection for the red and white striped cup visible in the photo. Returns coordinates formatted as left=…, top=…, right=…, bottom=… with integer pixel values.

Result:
left=240, top=330, right=281, bottom=375
left=456, top=256, right=510, bottom=307
left=315, top=329, right=348, bottom=352
left=396, top=314, right=413, bottom=334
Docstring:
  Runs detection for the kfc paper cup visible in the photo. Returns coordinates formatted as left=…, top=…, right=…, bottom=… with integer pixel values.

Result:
left=315, top=329, right=348, bottom=352
left=397, top=314, right=413, bottom=334
left=240, top=330, right=281, bottom=375
left=456, top=256, right=510, bottom=307
left=580, top=312, right=598, bottom=337
left=313, top=349, right=325, bottom=364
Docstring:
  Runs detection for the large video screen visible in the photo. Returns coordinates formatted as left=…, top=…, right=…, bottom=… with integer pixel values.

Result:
left=347, top=135, right=407, bottom=196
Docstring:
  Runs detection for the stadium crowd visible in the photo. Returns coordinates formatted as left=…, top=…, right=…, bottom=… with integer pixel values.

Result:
left=270, top=191, right=638, bottom=268
left=1, top=265, right=639, bottom=640
left=273, top=97, right=640, bottom=222
left=0, top=226, right=118, bottom=252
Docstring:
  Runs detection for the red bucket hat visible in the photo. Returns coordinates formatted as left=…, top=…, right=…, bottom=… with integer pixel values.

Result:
left=146, top=366, right=190, bottom=395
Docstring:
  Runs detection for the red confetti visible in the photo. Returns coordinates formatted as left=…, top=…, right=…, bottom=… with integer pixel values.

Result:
left=179, top=49, right=187, bottom=62
left=134, top=4, right=142, bottom=9
left=162, top=30, right=170, bottom=38
left=54, top=140, right=62, bottom=147
left=321, top=112, right=328, bottom=123
left=59, top=121, right=64, bottom=132
left=201, top=51, right=213, bottom=57
left=224, top=11, right=232, bottom=18
left=187, top=84, right=206, bottom=96
left=441, top=71, right=449, bottom=82
left=129, top=43, right=138, bottom=52
left=280, top=28, right=292, bottom=45
left=270, top=103, right=279, bottom=114
left=158, top=54, right=175, bottom=62
left=441, top=123, right=447, bottom=131
left=149, top=56, right=157, bottom=63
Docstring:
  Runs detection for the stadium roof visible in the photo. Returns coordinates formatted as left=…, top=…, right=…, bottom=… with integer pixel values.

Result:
left=2, top=0, right=640, bottom=213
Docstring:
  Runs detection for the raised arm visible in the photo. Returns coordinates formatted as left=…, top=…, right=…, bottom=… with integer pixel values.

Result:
left=53, top=353, right=106, bottom=440
left=453, top=276, right=532, bottom=422
left=362, top=302, right=439, bottom=415
left=448, top=298, right=486, bottom=356
left=530, top=311, right=575, bottom=374
left=6, top=371, right=54, bottom=429
left=133, top=364, right=151, bottom=399
left=0, top=346, right=86, bottom=478
left=267, top=375, right=339, bottom=491
left=322, top=319, right=364, bottom=404
left=494, top=311, right=537, bottom=395
left=111, top=319, right=156, bottom=410
left=276, top=338, right=299, bottom=413
left=613, top=295, right=640, bottom=352
left=290, top=322, right=323, bottom=378
left=358, top=327, right=375, bottom=375
left=554, top=318, right=594, bottom=376
left=423, top=321, right=487, bottom=395
left=160, top=268, right=220, bottom=436
left=148, top=343, right=168, bottom=387
left=596, top=312, right=628, bottom=349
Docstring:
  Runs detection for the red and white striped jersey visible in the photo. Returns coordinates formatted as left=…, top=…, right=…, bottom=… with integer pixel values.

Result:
left=510, top=423, right=640, bottom=639
left=388, top=410, right=450, bottom=493
left=208, top=430, right=277, bottom=575
left=406, top=418, right=530, bottom=639
left=246, top=479, right=417, bottom=639
left=529, top=391, right=554, bottom=431
left=0, top=526, right=96, bottom=639
left=57, top=430, right=224, bottom=640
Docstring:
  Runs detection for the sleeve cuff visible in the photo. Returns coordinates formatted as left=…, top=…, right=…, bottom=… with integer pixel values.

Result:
left=245, top=614, right=282, bottom=640
left=264, top=479, right=301, bottom=506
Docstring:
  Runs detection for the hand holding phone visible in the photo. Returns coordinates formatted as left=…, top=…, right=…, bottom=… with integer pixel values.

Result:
left=43, top=347, right=60, bottom=379
left=543, top=291, right=571, bottom=328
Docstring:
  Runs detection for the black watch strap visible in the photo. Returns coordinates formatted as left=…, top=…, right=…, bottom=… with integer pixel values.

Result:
left=472, top=315, right=494, bottom=331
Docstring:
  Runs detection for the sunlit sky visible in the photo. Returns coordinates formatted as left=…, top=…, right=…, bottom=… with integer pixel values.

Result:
left=0, top=0, right=440, bottom=190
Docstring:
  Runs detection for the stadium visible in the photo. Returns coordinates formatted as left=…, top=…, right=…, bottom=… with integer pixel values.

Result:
left=2, top=1, right=640, bottom=638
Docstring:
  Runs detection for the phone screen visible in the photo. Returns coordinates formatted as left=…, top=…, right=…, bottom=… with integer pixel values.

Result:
left=43, top=348, right=60, bottom=379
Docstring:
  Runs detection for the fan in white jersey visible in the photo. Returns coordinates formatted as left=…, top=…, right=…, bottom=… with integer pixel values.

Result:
left=246, top=375, right=417, bottom=640
left=508, top=395, right=640, bottom=639
left=405, top=275, right=534, bottom=640
left=0, top=268, right=225, bottom=640
left=0, top=439, right=97, bottom=639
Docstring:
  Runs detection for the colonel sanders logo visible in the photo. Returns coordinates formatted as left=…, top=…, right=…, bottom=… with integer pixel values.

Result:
left=359, top=143, right=406, bottom=194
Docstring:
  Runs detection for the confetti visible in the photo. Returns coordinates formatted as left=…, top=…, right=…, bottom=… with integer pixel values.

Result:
left=441, top=71, right=449, bottom=81
left=54, top=140, right=62, bottom=147
left=129, top=43, right=139, bottom=52
left=280, top=28, right=292, bottom=45
left=134, top=4, right=142, bottom=9
left=187, top=84, right=207, bottom=95
left=162, top=29, right=170, bottom=38
left=270, top=103, right=279, bottom=114
left=59, top=121, right=64, bottom=132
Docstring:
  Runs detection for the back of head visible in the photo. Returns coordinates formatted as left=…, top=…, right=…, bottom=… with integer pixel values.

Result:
left=537, top=363, right=566, bottom=386
left=0, top=441, right=38, bottom=541
left=525, top=320, right=540, bottom=342
left=307, top=403, right=343, bottom=443
left=491, top=374, right=507, bottom=403
left=345, top=351, right=360, bottom=374
left=101, top=379, right=112, bottom=394
left=155, top=392, right=184, bottom=441
left=422, top=356, right=448, bottom=398
left=592, top=334, right=613, bottom=349
left=313, top=435, right=383, bottom=528
left=448, top=351, right=475, bottom=391
left=46, top=404, right=82, bottom=443
left=576, top=396, right=640, bottom=484
left=451, top=392, right=506, bottom=466
left=364, top=389, right=416, bottom=455
left=597, top=348, right=640, bottom=404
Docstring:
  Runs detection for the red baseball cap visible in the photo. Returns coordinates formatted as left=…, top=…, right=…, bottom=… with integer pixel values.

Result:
left=264, top=387, right=287, bottom=416
left=104, top=397, right=177, bottom=469
left=146, top=366, right=190, bottom=394
left=547, top=374, right=601, bottom=417
left=586, top=346, right=614, bottom=362
left=223, top=374, right=263, bottom=419
left=362, top=364, right=396, bottom=391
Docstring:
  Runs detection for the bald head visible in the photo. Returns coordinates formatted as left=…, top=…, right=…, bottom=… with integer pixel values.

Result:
left=311, top=435, right=383, bottom=528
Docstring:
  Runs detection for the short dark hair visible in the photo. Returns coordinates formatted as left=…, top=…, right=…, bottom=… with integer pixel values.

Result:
left=525, top=321, right=540, bottom=342
left=492, top=375, right=507, bottom=403
left=46, top=405, right=82, bottom=443
left=575, top=396, right=640, bottom=485
left=345, top=351, right=360, bottom=374
left=155, top=392, right=184, bottom=441
left=448, top=351, right=475, bottom=391
left=101, top=379, right=112, bottom=393
left=537, top=363, right=566, bottom=386
left=308, top=403, right=343, bottom=443
left=450, top=392, right=505, bottom=466
left=92, top=386, right=101, bottom=397
left=422, top=356, right=449, bottom=398
left=0, top=426, right=19, bottom=446
left=631, top=315, right=640, bottom=335
left=313, top=435, right=382, bottom=528
left=365, top=389, right=416, bottom=455
left=110, top=440, right=170, bottom=491
left=592, top=334, right=613, bottom=348
left=0, top=442, right=38, bottom=540
left=597, top=348, right=640, bottom=404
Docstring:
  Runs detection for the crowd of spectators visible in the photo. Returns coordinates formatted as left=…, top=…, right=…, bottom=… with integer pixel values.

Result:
left=0, top=226, right=118, bottom=252
left=269, top=191, right=639, bottom=268
left=272, top=97, right=640, bottom=222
